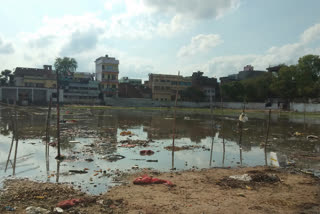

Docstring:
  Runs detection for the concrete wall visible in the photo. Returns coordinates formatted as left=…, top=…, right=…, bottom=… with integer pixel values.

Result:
left=0, top=87, right=63, bottom=105
left=104, top=97, right=211, bottom=108
left=290, top=103, right=320, bottom=112
left=103, top=98, right=320, bottom=112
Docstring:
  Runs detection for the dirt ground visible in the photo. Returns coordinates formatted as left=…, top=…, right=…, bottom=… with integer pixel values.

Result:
left=1, top=166, right=319, bottom=214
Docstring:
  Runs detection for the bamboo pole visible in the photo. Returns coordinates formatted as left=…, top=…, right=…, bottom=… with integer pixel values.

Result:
left=209, top=94, right=214, bottom=167
left=12, top=104, right=19, bottom=176
left=171, top=71, right=180, bottom=170
left=45, top=96, right=52, bottom=173
left=56, top=70, right=61, bottom=159
left=264, top=109, right=271, bottom=166
left=5, top=112, right=15, bottom=172
left=220, top=85, right=225, bottom=167
left=238, top=101, right=246, bottom=166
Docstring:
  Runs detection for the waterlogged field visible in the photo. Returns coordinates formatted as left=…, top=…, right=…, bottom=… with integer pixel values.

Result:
left=0, top=106, right=319, bottom=195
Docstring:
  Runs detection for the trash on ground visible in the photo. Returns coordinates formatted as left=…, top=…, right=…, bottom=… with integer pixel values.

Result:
left=239, top=113, right=248, bottom=123
left=119, top=144, right=136, bottom=148
left=53, top=207, right=64, bottom=213
left=307, top=135, right=318, bottom=140
left=120, top=131, right=133, bottom=136
left=270, top=152, right=280, bottom=167
left=140, top=150, right=154, bottom=155
left=133, top=174, right=174, bottom=186
left=164, top=145, right=201, bottom=151
left=4, top=206, right=16, bottom=211
left=56, top=198, right=83, bottom=209
left=229, top=174, right=252, bottom=181
left=132, top=165, right=139, bottom=169
left=25, top=206, right=50, bottom=214
left=293, top=132, right=303, bottom=136
left=69, top=170, right=88, bottom=174
left=102, top=154, right=126, bottom=162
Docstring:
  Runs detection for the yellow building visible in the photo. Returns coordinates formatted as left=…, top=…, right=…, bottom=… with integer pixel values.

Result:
left=148, top=74, right=192, bottom=101
left=95, top=55, right=119, bottom=97
left=14, top=65, right=56, bottom=88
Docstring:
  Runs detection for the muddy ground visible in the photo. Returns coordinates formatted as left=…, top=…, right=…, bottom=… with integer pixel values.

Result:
left=1, top=166, right=319, bottom=214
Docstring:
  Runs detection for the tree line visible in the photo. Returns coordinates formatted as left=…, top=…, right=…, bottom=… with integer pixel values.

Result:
left=221, top=54, right=320, bottom=102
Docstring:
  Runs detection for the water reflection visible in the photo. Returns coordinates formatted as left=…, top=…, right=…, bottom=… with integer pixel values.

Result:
left=0, top=106, right=319, bottom=194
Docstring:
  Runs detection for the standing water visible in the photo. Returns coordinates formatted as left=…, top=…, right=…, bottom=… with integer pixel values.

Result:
left=0, top=106, right=319, bottom=195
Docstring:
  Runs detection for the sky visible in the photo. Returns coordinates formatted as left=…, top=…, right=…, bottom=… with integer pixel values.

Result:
left=0, top=0, right=320, bottom=81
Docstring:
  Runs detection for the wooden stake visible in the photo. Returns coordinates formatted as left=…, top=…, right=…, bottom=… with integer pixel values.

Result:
left=12, top=104, right=19, bottom=176
left=171, top=71, right=179, bottom=170
left=264, top=109, right=271, bottom=166
left=238, top=101, right=246, bottom=166
left=209, top=93, right=214, bottom=167
left=220, top=85, right=225, bottom=167
left=45, top=96, right=52, bottom=172
left=5, top=113, right=15, bottom=172
left=56, top=70, right=61, bottom=159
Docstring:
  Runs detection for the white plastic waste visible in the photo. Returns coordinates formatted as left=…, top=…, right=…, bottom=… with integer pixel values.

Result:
left=239, top=113, right=248, bottom=123
left=229, top=174, right=252, bottom=181
left=270, top=152, right=280, bottom=167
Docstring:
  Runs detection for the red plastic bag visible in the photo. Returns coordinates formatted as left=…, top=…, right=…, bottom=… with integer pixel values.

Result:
left=133, top=175, right=174, bottom=186
left=57, top=198, right=83, bottom=209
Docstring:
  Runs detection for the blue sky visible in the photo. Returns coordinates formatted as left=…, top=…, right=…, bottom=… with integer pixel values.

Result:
left=0, top=0, right=320, bottom=80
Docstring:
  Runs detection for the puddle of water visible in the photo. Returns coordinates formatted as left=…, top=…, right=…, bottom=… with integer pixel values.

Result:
left=0, top=107, right=319, bottom=194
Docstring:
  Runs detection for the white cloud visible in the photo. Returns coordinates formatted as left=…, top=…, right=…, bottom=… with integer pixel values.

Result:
left=101, top=0, right=240, bottom=39
left=0, top=37, right=14, bottom=54
left=301, top=23, right=320, bottom=44
left=183, top=22, right=320, bottom=79
left=142, top=0, right=240, bottom=19
left=177, top=34, right=223, bottom=57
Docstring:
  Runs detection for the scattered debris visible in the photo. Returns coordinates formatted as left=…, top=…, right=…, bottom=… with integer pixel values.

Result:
left=229, top=174, right=252, bottom=182
left=140, top=150, right=154, bottom=155
left=69, top=170, right=88, bottom=174
left=56, top=199, right=83, bottom=209
left=4, top=206, right=16, bottom=211
left=25, top=206, right=50, bottom=214
left=120, top=131, right=133, bottom=136
left=307, top=135, right=318, bottom=140
left=270, top=152, right=280, bottom=167
left=239, top=113, right=248, bottom=123
left=133, top=175, right=174, bottom=186
left=164, top=145, right=202, bottom=151
left=146, top=160, right=158, bottom=162
left=102, top=154, right=126, bottom=162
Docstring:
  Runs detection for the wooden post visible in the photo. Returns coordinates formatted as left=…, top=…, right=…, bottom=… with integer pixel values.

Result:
left=45, top=96, right=52, bottom=172
left=209, top=94, right=214, bottom=167
left=56, top=70, right=61, bottom=159
left=238, top=101, right=246, bottom=166
left=171, top=71, right=179, bottom=170
left=12, top=104, right=19, bottom=176
left=264, top=109, right=271, bottom=166
left=5, top=113, right=15, bottom=172
left=220, top=85, right=225, bottom=167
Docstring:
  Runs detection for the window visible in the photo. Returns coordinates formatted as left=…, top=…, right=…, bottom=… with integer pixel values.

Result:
left=112, top=84, right=116, bottom=88
left=102, top=65, right=105, bottom=70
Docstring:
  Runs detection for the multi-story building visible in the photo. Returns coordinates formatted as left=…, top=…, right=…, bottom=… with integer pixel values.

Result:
left=191, top=71, right=218, bottom=102
left=119, top=77, right=142, bottom=86
left=148, top=74, right=192, bottom=101
left=14, top=65, right=56, bottom=88
left=63, top=72, right=100, bottom=104
left=219, top=65, right=266, bottom=84
left=95, top=55, right=119, bottom=97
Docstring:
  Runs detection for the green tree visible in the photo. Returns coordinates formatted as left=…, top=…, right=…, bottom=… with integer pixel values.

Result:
left=0, top=69, right=12, bottom=86
left=54, top=57, right=77, bottom=76
left=295, top=54, right=320, bottom=98
left=270, top=65, right=298, bottom=100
